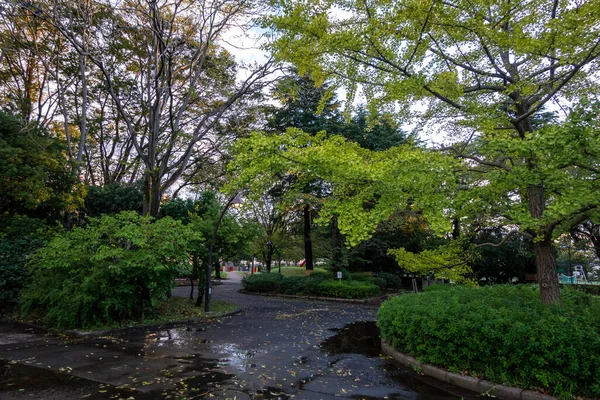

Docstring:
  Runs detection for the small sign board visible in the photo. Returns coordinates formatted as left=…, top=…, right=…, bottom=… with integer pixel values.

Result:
left=337, top=271, right=343, bottom=281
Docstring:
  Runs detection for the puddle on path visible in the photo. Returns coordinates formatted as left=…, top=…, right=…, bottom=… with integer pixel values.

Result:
left=320, top=321, right=381, bottom=357
left=319, top=321, right=478, bottom=400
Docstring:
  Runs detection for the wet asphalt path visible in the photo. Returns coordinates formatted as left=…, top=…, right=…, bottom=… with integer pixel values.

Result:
left=0, top=273, right=477, bottom=399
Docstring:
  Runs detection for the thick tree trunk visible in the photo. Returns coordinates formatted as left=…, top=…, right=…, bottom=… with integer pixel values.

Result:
left=527, top=184, right=561, bottom=304
left=303, top=205, right=314, bottom=272
left=535, top=240, right=561, bottom=305
left=143, top=171, right=162, bottom=217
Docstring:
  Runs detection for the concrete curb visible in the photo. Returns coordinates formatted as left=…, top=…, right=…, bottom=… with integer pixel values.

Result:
left=238, top=290, right=386, bottom=305
left=1, top=309, right=244, bottom=339
left=380, top=340, right=557, bottom=400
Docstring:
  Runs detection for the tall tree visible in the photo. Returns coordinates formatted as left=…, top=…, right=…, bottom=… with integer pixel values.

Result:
left=22, top=0, right=276, bottom=216
left=265, top=72, right=344, bottom=271
left=266, top=0, right=600, bottom=303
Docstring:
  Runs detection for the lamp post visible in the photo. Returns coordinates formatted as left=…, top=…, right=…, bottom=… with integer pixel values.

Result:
left=200, top=193, right=242, bottom=313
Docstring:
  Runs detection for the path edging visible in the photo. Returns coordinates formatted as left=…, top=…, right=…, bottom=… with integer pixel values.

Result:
left=238, top=289, right=384, bottom=304
left=1, top=309, right=244, bottom=339
left=381, top=340, right=557, bottom=400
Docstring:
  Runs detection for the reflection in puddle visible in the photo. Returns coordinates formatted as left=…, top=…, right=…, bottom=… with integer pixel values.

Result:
left=320, top=321, right=381, bottom=357
left=320, top=322, right=475, bottom=400
left=212, top=343, right=265, bottom=372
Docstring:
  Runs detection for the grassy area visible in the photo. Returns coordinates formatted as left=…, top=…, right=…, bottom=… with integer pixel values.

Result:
left=218, top=271, right=228, bottom=279
left=276, top=266, right=329, bottom=277
left=152, top=297, right=237, bottom=322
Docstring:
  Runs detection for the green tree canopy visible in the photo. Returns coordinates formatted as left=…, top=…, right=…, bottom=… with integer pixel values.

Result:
left=0, top=111, right=83, bottom=221
left=264, top=0, right=600, bottom=303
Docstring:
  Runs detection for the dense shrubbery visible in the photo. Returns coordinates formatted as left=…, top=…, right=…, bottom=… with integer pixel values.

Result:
left=242, top=273, right=283, bottom=292
left=21, top=212, right=192, bottom=329
left=242, top=273, right=379, bottom=299
left=0, top=216, right=50, bottom=307
left=280, top=276, right=325, bottom=295
left=317, top=280, right=380, bottom=299
left=377, top=285, right=600, bottom=397
left=377, top=272, right=402, bottom=289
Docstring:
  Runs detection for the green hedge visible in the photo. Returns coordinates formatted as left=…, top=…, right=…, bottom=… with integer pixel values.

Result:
left=377, top=285, right=600, bottom=398
left=560, top=283, right=600, bottom=296
left=317, top=280, right=380, bottom=299
left=242, top=273, right=379, bottom=299
left=242, top=273, right=283, bottom=292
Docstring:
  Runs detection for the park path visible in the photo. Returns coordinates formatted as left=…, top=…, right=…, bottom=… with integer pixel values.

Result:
left=0, top=274, right=477, bottom=399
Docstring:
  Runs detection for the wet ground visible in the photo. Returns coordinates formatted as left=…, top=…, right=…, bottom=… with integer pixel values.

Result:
left=0, top=273, right=478, bottom=399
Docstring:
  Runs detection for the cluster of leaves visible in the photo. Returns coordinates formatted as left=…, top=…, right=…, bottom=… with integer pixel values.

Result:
left=20, top=212, right=192, bottom=329
left=349, top=272, right=387, bottom=289
left=242, top=272, right=380, bottom=299
left=377, top=285, right=600, bottom=397
left=84, top=183, right=144, bottom=218
left=0, top=111, right=84, bottom=220
left=228, top=129, right=465, bottom=280
left=377, top=272, right=403, bottom=290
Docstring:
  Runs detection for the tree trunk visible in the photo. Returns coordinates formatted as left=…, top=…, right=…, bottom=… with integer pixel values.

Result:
left=266, top=250, right=273, bottom=273
left=214, top=260, right=221, bottom=280
left=143, top=171, right=162, bottom=217
left=527, top=184, right=561, bottom=304
left=535, top=240, right=561, bottom=305
left=303, top=204, right=314, bottom=272
left=190, top=256, right=199, bottom=300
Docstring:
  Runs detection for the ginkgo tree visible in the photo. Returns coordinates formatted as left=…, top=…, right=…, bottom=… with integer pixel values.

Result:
left=260, top=0, right=600, bottom=303
left=227, top=129, right=471, bottom=282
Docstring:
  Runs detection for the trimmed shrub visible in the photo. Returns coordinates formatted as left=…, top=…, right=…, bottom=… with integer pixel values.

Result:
left=377, top=272, right=402, bottom=289
left=242, top=273, right=379, bottom=299
left=422, top=283, right=454, bottom=292
left=350, top=272, right=374, bottom=282
left=279, top=276, right=324, bottom=295
left=309, top=270, right=334, bottom=280
left=377, top=285, right=600, bottom=398
left=317, top=280, right=380, bottom=299
left=561, top=283, right=600, bottom=296
left=373, top=277, right=387, bottom=289
left=242, top=273, right=283, bottom=292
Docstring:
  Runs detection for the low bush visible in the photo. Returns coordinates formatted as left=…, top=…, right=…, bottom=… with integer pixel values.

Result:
left=309, top=270, right=333, bottom=280
left=377, top=285, right=600, bottom=398
left=242, top=273, right=283, bottom=292
left=279, top=276, right=325, bottom=295
left=373, top=277, right=387, bottom=289
left=561, top=283, right=600, bottom=296
left=242, top=273, right=379, bottom=299
left=20, top=212, right=192, bottom=329
left=350, top=272, right=374, bottom=282
left=317, top=280, right=380, bottom=299
left=422, top=283, right=454, bottom=292
left=377, top=272, right=402, bottom=289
